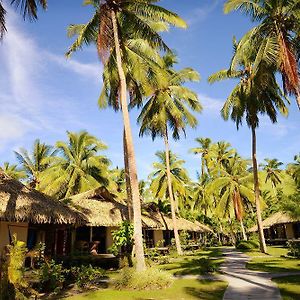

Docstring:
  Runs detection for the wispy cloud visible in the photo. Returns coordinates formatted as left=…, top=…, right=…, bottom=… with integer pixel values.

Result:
left=0, top=10, right=102, bottom=154
left=187, top=0, right=220, bottom=25
left=199, top=93, right=224, bottom=115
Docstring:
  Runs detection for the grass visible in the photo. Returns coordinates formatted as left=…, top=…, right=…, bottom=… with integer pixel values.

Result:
left=157, top=247, right=224, bottom=276
left=66, top=279, right=228, bottom=300
left=272, top=276, right=300, bottom=300
left=245, top=246, right=300, bottom=273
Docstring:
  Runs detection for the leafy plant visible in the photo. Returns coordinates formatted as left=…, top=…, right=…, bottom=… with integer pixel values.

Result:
left=114, top=267, right=173, bottom=290
left=109, top=221, right=134, bottom=267
left=37, top=260, right=66, bottom=293
left=70, top=265, right=106, bottom=289
left=287, top=241, right=300, bottom=258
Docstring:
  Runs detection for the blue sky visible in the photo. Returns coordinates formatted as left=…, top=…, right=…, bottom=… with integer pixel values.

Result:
left=0, top=0, right=299, bottom=180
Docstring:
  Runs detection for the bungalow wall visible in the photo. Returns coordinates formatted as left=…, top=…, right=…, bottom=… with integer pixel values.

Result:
left=0, top=221, right=28, bottom=254
left=285, top=223, right=295, bottom=239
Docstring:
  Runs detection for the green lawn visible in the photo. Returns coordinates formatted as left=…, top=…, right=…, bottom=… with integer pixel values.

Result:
left=66, top=279, right=227, bottom=300
left=157, top=248, right=224, bottom=276
left=245, top=246, right=300, bottom=273
left=273, top=276, right=300, bottom=300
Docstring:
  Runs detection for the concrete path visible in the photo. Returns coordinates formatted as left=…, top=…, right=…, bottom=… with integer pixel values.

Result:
left=220, top=247, right=282, bottom=300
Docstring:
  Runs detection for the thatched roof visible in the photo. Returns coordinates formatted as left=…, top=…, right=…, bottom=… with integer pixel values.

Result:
left=0, top=171, right=84, bottom=225
left=248, top=211, right=300, bottom=232
left=66, top=187, right=211, bottom=232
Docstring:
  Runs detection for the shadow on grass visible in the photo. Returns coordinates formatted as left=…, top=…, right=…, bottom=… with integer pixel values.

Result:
left=247, top=258, right=300, bottom=273
left=273, top=275, right=300, bottom=300
left=184, top=280, right=227, bottom=300
left=161, top=256, right=224, bottom=276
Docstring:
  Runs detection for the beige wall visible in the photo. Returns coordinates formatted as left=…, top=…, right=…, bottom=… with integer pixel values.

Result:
left=0, top=221, right=28, bottom=254
left=153, top=230, right=164, bottom=246
left=285, top=223, right=295, bottom=239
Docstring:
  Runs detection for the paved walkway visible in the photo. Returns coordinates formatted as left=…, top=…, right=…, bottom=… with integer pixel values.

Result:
left=220, top=247, right=282, bottom=300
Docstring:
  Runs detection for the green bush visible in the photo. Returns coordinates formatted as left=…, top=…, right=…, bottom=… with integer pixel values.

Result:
left=70, top=265, right=106, bottom=289
left=287, top=241, right=300, bottom=258
left=236, top=240, right=259, bottom=250
left=198, top=258, right=219, bottom=273
left=37, top=260, right=66, bottom=293
left=114, top=267, right=173, bottom=290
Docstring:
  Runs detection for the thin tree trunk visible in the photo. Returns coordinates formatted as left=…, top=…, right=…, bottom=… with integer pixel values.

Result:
left=296, top=89, right=300, bottom=110
left=201, top=155, right=205, bottom=179
left=251, top=125, right=267, bottom=254
left=111, top=10, right=146, bottom=271
left=123, top=128, right=133, bottom=221
left=164, top=130, right=183, bottom=255
left=240, top=220, right=247, bottom=241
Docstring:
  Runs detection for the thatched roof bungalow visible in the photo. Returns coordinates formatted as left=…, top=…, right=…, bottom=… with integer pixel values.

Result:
left=0, top=170, right=83, bottom=255
left=249, top=211, right=300, bottom=243
left=66, top=187, right=211, bottom=251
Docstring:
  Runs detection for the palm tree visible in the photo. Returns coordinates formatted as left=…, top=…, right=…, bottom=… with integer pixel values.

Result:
left=208, top=155, right=254, bottom=241
left=260, top=158, right=283, bottom=195
left=138, top=54, right=201, bottom=255
left=0, top=0, right=47, bottom=39
left=287, top=154, right=300, bottom=187
left=190, top=137, right=212, bottom=178
left=14, top=139, right=55, bottom=189
left=208, top=141, right=235, bottom=171
left=191, top=174, right=213, bottom=217
left=1, top=162, right=26, bottom=180
left=66, top=0, right=186, bottom=271
left=40, top=131, right=110, bottom=199
left=224, top=0, right=300, bottom=109
left=208, top=38, right=289, bottom=253
left=149, top=151, right=190, bottom=254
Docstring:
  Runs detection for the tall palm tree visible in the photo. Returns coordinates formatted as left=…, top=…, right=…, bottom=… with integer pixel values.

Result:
left=40, top=131, right=110, bottom=199
left=191, top=174, right=213, bottom=217
left=1, top=162, right=26, bottom=180
left=138, top=54, right=201, bottom=255
left=208, top=38, right=289, bottom=253
left=190, top=137, right=212, bottom=178
left=14, top=139, right=54, bottom=189
left=149, top=151, right=190, bottom=254
left=208, top=155, right=254, bottom=241
left=260, top=158, right=283, bottom=195
left=0, top=0, right=47, bottom=39
left=66, top=0, right=186, bottom=271
left=224, top=0, right=300, bottom=109
left=287, top=154, right=300, bottom=187
left=208, top=141, right=235, bottom=172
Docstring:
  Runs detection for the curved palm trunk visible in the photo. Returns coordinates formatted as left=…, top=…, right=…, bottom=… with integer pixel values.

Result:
left=164, top=130, right=183, bottom=255
left=240, top=220, right=247, bottom=241
left=111, top=11, right=146, bottom=271
left=296, top=91, right=300, bottom=111
left=251, top=125, right=267, bottom=253
left=201, top=155, right=205, bottom=179
left=123, top=129, right=133, bottom=221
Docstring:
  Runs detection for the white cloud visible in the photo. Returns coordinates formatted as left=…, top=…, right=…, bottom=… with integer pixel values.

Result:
left=199, top=93, right=224, bottom=114
left=0, top=10, right=102, bottom=153
left=46, top=53, right=102, bottom=83
left=187, top=0, right=220, bottom=25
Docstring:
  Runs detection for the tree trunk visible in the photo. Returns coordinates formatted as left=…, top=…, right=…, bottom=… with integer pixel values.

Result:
left=251, top=125, right=267, bottom=253
left=240, top=220, right=247, bottom=241
left=164, top=130, right=183, bottom=255
left=296, top=90, right=300, bottom=111
left=123, top=128, right=133, bottom=221
left=201, top=155, right=205, bottom=179
left=111, top=10, right=146, bottom=271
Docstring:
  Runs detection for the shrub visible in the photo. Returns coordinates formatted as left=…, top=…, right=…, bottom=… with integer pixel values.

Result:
left=198, top=258, right=219, bottom=273
left=114, top=267, right=173, bottom=290
left=236, top=240, right=259, bottom=250
left=37, top=260, right=66, bottom=293
left=70, top=265, right=106, bottom=289
left=287, top=241, right=300, bottom=258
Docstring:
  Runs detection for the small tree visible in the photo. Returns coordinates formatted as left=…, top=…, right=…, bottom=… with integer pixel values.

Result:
left=110, top=221, right=134, bottom=267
